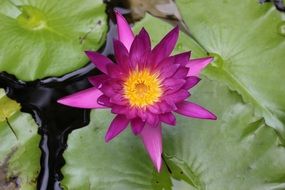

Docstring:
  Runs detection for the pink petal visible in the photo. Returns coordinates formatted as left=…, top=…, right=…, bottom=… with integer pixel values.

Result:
left=111, top=105, right=137, bottom=120
left=173, top=51, right=191, bottom=66
left=155, top=57, right=176, bottom=78
left=111, top=105, right=127, bottom=115
left=175, top=101, right=217, bottom=120
left=107, top=64, right=128, bottom=79
left=126, top=107, right=138, bottom=120
left=115, top=10, right=134, bottom=52
left=130, top=28, right=151, bottom=68
left=186, top=57, right=213, bottom=77
left=172, top=67, right=189, bottom=79
left=151, top=26, right=179, bottom=64
left=113, top=39, right=131, bottom=71
left=57, top=87, right=106, bottom=109
left=183, top=76, right=201, bottom=89
left=159, top=112, right=176, bottom=126
left=163, top=78, right=185, bottom=94
left=109, top=93, right=128, bottom=106
left=97, top=95, right=112, bottom=107
left=85, top=51, right=113, bottom=74
left=163, top=89, right=189, bottom=105
left=157, top=101, right=174, bottom=113
left=105, top=114, right=129, bottom=142
left=131, top=117, right=145, bottom=135
left=140, top=124, right=163, bottom=172
left=100, top=81, right=118, bottom=97
left=88, top=75, right=108, bottom=88
left=148, top=104, right=161, bottom=114
left=137, top=109, right=147, bottom=122
left=146, top=112, right=160, bottom=127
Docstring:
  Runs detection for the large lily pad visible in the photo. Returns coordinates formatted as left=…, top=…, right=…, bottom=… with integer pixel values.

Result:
left=175, top=0, right=285, bottom=139
left=0, top=89, right=41, bottom=190
left=0, top=0, right=107, bottom=81
left=61, top=15, right=285, bottom=186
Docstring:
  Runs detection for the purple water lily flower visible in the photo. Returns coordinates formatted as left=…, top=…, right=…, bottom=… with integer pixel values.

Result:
left=58, top=11, right=216, bottom=172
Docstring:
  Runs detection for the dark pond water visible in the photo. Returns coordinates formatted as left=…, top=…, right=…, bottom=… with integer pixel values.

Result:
left=0, top=0, right=283, bottom=189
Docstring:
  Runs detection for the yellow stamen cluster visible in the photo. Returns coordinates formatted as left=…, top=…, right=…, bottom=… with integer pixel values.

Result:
left=123, top=69, right=162, bottom=107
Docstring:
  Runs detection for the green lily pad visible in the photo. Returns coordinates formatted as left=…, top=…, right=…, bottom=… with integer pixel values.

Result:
left=163, top=79, right=285, bottom=190
left=176, top=0, right=285, bottom=139
left=0, top=0, right=107, bottom=81
left=0, top=89, right=41, bottom=190
left=61, top=15, right=285, bottom=186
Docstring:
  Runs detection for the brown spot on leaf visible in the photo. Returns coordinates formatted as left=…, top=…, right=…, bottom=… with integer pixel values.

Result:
left=0, top=150, right=20, bottom=190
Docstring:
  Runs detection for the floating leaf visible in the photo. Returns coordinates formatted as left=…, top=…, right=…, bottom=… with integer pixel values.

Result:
left=0, top=0, right=108, bottom=81
left=176, top=0, right=285, bottom=139
left=0, top=89, right=41, bottom=190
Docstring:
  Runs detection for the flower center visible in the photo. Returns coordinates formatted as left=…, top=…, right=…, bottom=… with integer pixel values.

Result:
left=123, top=69, right=162, bottom=107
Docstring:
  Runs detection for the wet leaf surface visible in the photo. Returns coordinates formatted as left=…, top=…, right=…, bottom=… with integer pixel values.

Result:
left=0, top=0, right=108, bottom=81
left=0, top=89, right=41, bottom=190
left=176, top=0, right=285, bottom=140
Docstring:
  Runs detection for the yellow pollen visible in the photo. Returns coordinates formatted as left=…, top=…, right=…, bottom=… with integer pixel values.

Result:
left=123, top=69, right=162, bottom=107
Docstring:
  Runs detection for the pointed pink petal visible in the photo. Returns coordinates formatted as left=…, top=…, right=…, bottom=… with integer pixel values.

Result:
left=163, top=89, right=190, bottom=105
left=186, top=57, right=213, bottom=77
left=106, top=63, right=128, bottom=79
left=157, top=101, right=174, bottom=113
left=131, top=117, right=145, bottom=135
left=97, top=95, right=112, bottom=107
left=172, top=67, right=189, bottom=79
left=130, top=28, right=151, bottom=67
left=146, top=112, right=160, bottom=127
left=140, top=125, right=163, bottom=172
left=57, top=87, right=106, bottom=109
left=111, top=105, right=128, bottom=115
left=159, top=112, right=176, bottom=126
left=163, top=78, right=185, bottom=94
left=109, top=93, right=128, bottom=105
left=136, top=109, right=147, bottom=122
left=151, top=26, right=179, bottom=64
left=155, top=57, right=177, bottom=79
left=113, top=39, right=131, bottom=71
left=148, top=104, right=161, bottom=114
left=172, top=51, right=191, bottom=66
left=124, top=107, right=138, bottom=120
left=157, top=61, right=179, bottom=80
left=175, top=101, right=217, bottom=120
left=105, top=115, right=129, bottom=142
left=115, top=10, right=134, bottom=51
left=88, top=75, right=108, bottom=88
left=183, top=76, right=201, bottom=89
left=85, top=51, right=113, bottom=74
